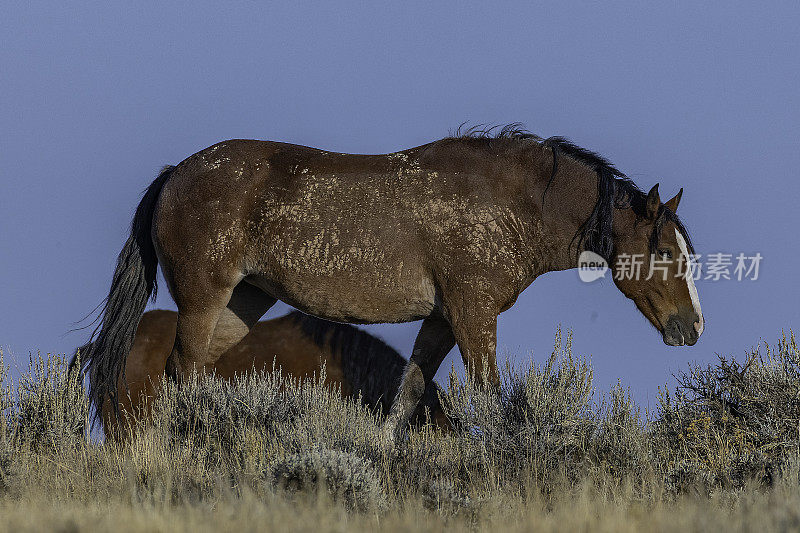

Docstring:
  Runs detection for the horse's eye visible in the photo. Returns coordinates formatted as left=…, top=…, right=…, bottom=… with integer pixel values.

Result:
left=658, top=249, right=673, bottom=259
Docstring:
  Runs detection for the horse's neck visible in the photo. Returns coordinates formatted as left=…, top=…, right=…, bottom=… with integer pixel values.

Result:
left=535, top=160, right=606, bottom=273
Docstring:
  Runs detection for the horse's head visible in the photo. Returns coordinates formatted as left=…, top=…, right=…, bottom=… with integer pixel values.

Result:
left=612, top=184, right=704, bottom=346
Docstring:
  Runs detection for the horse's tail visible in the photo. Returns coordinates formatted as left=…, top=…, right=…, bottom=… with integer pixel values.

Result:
left=80, top=165, right=174, bottom=420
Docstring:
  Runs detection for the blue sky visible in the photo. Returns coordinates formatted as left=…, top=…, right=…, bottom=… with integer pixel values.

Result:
left=2, top=2, right=799, bottom=409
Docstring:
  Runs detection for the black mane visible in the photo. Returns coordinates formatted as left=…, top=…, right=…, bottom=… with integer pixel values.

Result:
left=286, top=311, right=442, bottom=419
left=451, top=122, right=541, bottom=141
left=449, top=124, right=694, bottom=259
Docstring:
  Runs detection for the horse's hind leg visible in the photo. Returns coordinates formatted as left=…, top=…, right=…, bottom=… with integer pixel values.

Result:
left=166, top=280, right=275, bottom=379
left=207, top=281, right=276, bottom=364
left=383, top=315, right=455, bottom=442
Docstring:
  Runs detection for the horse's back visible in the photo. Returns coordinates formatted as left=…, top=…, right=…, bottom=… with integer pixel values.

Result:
left=105, top=309, right=353, bottom=437
left=154, top=139, right=438, bottom=324
left=104, top=308, right=449, bottom=438
left=212, top=313, right=350, bottom=393
left=120, top=309, right=348, bottom=387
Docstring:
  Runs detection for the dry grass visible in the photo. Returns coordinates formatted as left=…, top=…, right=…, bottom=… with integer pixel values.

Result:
left=1, top=329, right=799, bottom=531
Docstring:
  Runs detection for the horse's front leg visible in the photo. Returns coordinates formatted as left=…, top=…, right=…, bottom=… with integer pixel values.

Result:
left=448, top=310, right=500, bottom=388
left=383, top=314, right=455, bottom=444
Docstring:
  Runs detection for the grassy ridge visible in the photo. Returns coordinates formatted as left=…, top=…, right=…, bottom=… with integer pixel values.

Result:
left=1, top=329, right=799, bottom=531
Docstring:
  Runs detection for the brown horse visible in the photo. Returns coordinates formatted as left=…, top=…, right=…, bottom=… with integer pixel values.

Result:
left=80, top=125, right=703, bottom=441
left=78, top=310, right=448, bottom=438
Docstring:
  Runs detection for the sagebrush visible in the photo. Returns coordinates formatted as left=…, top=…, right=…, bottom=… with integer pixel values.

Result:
left=0, top=329, right=799, bottom=530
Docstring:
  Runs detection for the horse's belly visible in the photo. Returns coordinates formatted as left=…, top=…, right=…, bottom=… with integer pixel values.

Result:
left=246, top=270, right=437, bottom=324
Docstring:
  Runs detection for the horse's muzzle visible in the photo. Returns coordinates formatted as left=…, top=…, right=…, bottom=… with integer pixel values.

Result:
left=663, top=313, right=701, bottom=346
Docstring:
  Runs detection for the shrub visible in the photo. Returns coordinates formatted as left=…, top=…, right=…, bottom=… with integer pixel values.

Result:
left=150, top=366, right=301, bottom=470
left=420, top=477, right=474, bottom=518
left=0, top=437, right=12, bottom=493
left=0, top=327, right=798, bottom=518
left=11, top=353, right=88, bottom=453
left=440, top=329, right=599, bottom=489
left=591, top=383, right=650, bottom=481
left=268, top=447, right=386, bottom=512
left=652, top=332, right=800, bottom=492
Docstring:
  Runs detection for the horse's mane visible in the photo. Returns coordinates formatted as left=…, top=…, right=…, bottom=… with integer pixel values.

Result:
left=442, top=123, right=694, bottom=260
left=286, top=311, right=442, bottom=417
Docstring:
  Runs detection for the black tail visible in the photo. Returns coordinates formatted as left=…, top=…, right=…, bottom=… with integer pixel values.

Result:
left=80, top=165, right=174, bottom=420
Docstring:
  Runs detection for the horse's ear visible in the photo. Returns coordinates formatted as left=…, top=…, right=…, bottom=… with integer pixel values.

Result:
left=664, top=188, right=683, bottom=213
left=646, top=184, right=661, bottom=220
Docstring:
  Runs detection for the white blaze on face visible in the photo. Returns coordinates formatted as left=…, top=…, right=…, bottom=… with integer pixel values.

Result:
left=675, top=229, right=704, bottom=336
